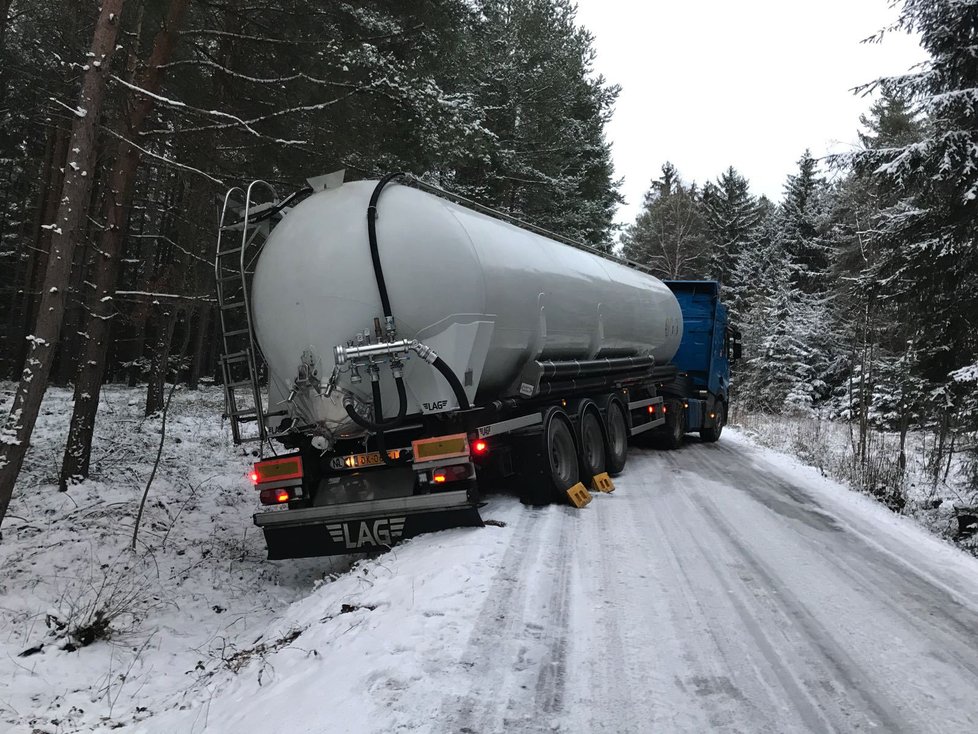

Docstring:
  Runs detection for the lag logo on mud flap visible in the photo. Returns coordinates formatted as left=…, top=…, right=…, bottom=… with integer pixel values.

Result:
left=326, top=518, right=406, bottom=549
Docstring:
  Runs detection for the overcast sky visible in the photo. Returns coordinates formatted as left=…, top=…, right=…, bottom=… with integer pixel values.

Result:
left=572, top=0, right=928, bottom=226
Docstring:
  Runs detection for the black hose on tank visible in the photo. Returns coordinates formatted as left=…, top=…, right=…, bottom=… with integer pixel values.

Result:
left=343, top=376, right=408, bottom=432
left=374, top=421, right=397, bottom=467
left=364, top=173, right=471, bottom=417
left=367, top=172, right=406, bottom=321
left=342, top=377, right=408, bottom=467
left=432, top=356, right=470, bottom=411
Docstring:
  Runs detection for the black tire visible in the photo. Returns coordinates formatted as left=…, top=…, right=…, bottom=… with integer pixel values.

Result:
left=700, top=400, right=725, bottom=443
left=604, top=398, right=629, bottom=476
left=579, top=406, right=607, bottom=479
left=521, top=408, right=580, bottom=506
left=662, top=399, right=686, bottom=450
left=544, top=409, right=580, bottom=502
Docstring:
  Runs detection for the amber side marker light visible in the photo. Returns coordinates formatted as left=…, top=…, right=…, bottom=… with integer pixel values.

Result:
left=432, top=464, right=470, bottom=484
left=259, top=488, right=291, bottom=505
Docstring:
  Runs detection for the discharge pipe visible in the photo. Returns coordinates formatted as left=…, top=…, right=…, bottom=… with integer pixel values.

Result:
left=336, top=339, right=471, bottom=412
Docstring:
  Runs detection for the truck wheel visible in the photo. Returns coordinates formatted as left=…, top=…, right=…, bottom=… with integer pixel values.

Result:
left=662, top=399, right=686, bottom=450
left=579, top=406, right=607, bottom=478
left=700, top=401, right=725, bottom=443
left=519, top=408, right=580, bottom=506
left=544, top=409, right=580, bottom=502
left=604, top=398, right=629, bottom=476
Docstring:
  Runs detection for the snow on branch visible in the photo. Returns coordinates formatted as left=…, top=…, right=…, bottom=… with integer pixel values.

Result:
left=180, top=29, right=332, bottom=45
left=142, top=83, right=375, bottom=138
left=101, top=126, right=225, bottom=185
left=126, top=234, right=211, bottom=266
left=160, top=58, right=366, bottom=92
left=110, top=75, right=305, bottom=145
left=49, top=97, right=88, bottom=118
left=114, top=290, right=216, bottom=302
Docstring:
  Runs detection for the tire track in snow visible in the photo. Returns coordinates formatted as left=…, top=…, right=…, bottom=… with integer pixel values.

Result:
left=692, top=440, right=978, bottom=729
left=642, top=460, right=834, bottom=733
left=692, top=442, right=978, bottom=684
left=569, top=491, right=641, bottom=732
left=683, top=443, right=953, bottom=731
left=437, top=504, right=574, bottom=733
left=688, top=490, right=906, bottom=731
left=531, top=511, right=573, bottom=719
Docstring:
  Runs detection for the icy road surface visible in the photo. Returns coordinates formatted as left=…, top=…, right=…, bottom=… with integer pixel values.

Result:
left=147, top=430, right=978, bottom=733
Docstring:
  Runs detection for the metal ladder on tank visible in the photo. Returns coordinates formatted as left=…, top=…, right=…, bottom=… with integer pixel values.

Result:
left=214, top=181, right=280, bottom=448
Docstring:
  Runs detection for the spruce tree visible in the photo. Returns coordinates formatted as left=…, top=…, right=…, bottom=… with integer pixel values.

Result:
left=850, top=0, right=978, bottom=386
left=779, top=151, right=833, bottom=294
left=701, top=166, right=764, bottom=287
left=455, top=0, right=622, bottom=247
left=621, top=163, right=708, bottom=278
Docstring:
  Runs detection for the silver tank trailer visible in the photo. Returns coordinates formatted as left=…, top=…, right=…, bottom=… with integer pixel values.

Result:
left=251, top=180, right=683, bottom=441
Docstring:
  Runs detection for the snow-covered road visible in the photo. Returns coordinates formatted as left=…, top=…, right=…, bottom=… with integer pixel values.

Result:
left=143, top=430, right=978, bottom=733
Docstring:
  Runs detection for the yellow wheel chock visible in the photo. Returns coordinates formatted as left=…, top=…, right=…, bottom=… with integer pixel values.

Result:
left=566, top=482, right=593, bottom=508
left=591, top=472, right=615, bottom=493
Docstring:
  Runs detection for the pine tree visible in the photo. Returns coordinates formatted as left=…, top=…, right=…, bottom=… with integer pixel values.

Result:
left=845, top=1, right=978, bottom=478
left=621, top=163, right=708, bottom=278
left=701, top=166, right=764, bottom=286
left=0, top=0, right=126, bottom=527
left=826, top=93, right=926, bottom=445
left=60, top=0, right=191, bottom=489
left=454, top=0, right=622, bottom=247
left=850, top=1, right=978, bottom=385
left=734, top=153, right=838, bottom=414
left=778, top=151, right=833, bottom=294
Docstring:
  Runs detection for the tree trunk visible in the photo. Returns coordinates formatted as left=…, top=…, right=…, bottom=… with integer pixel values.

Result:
left=0, top=0, right=125, bottom=527
left=60, top=0, right=191, bottom=488
left=0, top=0, right=13, bottom=49
left=0, top=1, right=14, bottom=94
left=145, top=303, right=178, bottom=415
left=898, top=398, right=909, bottom=473
left=13, top=125, right=70, bottom=378
left=187, top=305, right=212, bottom=390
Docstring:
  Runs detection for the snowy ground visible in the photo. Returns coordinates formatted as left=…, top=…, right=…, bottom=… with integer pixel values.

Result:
left=735, top=410, right=978, bottom=552
left=3, top=385, right=978, bottom=732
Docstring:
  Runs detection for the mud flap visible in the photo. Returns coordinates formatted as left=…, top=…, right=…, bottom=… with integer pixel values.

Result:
left=254, top=490, right=483, bottom=559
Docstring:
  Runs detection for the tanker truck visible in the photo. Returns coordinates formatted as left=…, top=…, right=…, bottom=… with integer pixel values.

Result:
left=214, top=173, right=739, bottom=559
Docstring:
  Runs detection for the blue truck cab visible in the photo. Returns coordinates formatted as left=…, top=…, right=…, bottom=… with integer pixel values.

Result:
left=658, top=280, right=741, bottom=445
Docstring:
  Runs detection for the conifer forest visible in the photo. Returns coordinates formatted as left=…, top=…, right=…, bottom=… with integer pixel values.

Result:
left=0, top=0, right=976, bottom=538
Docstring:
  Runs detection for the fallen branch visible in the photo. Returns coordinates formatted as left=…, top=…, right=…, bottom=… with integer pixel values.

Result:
left=131, top=381, right=178, bottom=550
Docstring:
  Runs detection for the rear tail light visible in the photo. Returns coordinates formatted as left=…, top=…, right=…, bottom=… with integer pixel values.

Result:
left=471, top=439, right=489, bottom=456
left=431, top=464, right=471, bottom=484
left=259, top=488, right=291, bottom=505
left=250, top=471, right=259, bottom=484
left=647, top=405, right=656, bottom=414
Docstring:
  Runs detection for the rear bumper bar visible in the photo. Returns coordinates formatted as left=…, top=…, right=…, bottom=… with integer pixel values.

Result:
left=254, top=489, right=483, bottom=559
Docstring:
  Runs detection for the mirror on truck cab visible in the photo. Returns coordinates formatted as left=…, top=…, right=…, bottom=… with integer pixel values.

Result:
left=728, top=328, right=743, bottom=362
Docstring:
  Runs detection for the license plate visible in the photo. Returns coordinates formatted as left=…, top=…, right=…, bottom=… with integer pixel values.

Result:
left=329, top=449, right=401, bottom=471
